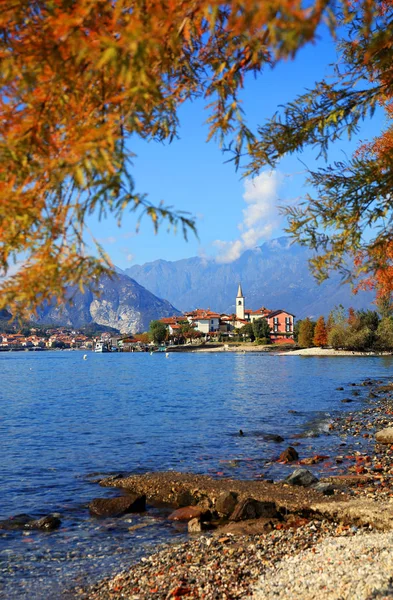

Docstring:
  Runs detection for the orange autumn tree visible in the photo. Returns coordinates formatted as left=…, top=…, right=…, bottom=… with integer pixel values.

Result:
left=0, top=0, right=379, bottom=316
left=313, top=316, right=328, bottom=347
left=244, top=1, right=393, bottom=299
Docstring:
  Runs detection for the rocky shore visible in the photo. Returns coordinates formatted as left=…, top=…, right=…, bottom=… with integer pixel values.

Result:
left=73, top=379, right=393, bottom=599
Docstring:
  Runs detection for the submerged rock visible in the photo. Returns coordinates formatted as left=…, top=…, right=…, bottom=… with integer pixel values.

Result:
left=0, top=514, right=33, bottom=530
left=89, top=494, right=146, bottom=517
left=279, top=447, right=299, bottom=463
left=0, top=514, right=61, bottom=531
left=263, top=434, right=285, bottom=443
left=285, top=468, right=318, bottom=487
left=27, top=515, right=61, bottom=531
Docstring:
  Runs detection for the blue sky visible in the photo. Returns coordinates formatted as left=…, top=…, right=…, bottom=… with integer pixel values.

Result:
left=89, top=29, right=385, bottom=269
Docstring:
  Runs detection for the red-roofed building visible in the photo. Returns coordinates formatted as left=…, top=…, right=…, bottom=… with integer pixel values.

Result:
left=158, top=285, right=295, bottom=342
left=184, top=309, right=221, bottom=333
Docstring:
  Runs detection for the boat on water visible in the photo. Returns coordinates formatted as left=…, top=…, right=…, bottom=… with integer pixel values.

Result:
left=94, top=341, right=110, bottom=353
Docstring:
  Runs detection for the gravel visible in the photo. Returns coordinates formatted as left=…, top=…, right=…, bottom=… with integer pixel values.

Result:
left=253, top=530, right=393, bottom=599
left=74, top=520, right=369, bottom=599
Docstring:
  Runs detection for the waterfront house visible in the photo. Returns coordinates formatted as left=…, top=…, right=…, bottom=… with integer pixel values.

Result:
left=159, top=284, right=295, bottom=343
left=184, top=309, right=221, bottom=333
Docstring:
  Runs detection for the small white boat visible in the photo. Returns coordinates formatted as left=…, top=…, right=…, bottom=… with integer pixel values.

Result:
left=94, top=341, right=109, bottom=353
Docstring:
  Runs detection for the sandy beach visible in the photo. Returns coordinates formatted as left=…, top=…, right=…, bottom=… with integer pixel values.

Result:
left=183, top=344, right=393, bottom=356
left=283, top=347, right=392, bottom=356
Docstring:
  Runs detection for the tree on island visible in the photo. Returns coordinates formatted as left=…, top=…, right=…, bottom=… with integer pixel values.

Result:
left=149, top=321, right=167, bottom=345
left=1, top=1, right=388, bottom=316
left=298, top=318, right=315, bottom=348
left=252, top=318, right=271, bottom=344
left=240, top=323, right=255, bottom=342
left=313, top=316, right=328, bottom=347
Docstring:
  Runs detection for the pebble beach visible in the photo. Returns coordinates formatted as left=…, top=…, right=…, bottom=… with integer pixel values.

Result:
left=73, top=378, right=393, bottom=599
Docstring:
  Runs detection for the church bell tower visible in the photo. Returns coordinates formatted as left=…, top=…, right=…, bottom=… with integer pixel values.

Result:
left=236, top=283, right=245, bottom=320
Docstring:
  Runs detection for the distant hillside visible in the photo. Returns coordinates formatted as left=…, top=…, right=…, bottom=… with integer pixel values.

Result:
left=33, top=272, right=180, bottom=333
left=126, top=237, right=375, bottom=318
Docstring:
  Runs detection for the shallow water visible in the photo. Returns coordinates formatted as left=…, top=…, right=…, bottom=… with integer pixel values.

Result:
left=1, top=351, right=392, bottom=598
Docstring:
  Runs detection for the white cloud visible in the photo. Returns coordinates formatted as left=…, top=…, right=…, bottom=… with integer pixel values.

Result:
left=122, top=231, right=136, bottom=240
left=214, top=170, right=284, bottom=263
left=126, top=253, right=135, bottom=262
left=99, top=235, right=117, bottom=244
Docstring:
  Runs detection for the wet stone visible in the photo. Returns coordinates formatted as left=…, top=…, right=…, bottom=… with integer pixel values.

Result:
left=27, top=515, right=61, bottom=531
left=263, top=434, right=285, bottom=443
left=89, top=494, right=146, bottom=517
left=168, top=506, right=206, bottom=522
left=0, top=514, right=33, bottom=530
left=279, top=447, right=299, bottom=463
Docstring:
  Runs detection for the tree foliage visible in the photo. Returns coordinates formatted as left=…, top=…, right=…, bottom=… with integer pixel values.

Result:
left=252, top=317, right=271, bottom=342
left=328, top=306, right=382, bottom=350
left=313, top=316, right=328, bottom=347
left=149, top=320, right=167, bottom=344
left=297, top=317, right=315, bottom=348
left=240, top=322, right=255, bottom=342
left=0, top=0, right=378, bottom=315
left=242, top=1, right=393, bottom=297
left=376, top=317, right=393, bottom=350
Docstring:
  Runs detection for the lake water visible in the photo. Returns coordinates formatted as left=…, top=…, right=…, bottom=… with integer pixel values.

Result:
left=1, top=351, right=393, bottom=598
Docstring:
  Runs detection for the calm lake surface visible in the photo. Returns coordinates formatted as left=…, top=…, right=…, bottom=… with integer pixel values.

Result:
left=1, top=350, right=393, bottom=598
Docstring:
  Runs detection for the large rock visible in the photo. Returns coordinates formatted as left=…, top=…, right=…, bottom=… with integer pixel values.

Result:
left=215, top=491, right=238, bottom=517
left=230, top=498, right=279, bottom=521
left=168, top=506, right=206, bottom=522
left=279, top=447, right=299, bottom=463
left=285, top=468, right=318, bottom=487
left=375, top=428, right=393, bottom=444
left=89, top=494, right=146, bottom=517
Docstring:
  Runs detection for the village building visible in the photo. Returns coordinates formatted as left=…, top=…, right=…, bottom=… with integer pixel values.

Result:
left=184, top=309, right=221, bottom=334
left=159, top=285, right=295, bottom=343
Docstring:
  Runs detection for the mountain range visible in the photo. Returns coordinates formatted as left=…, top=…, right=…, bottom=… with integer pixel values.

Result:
left=33, top=272, right=180, bottom=334
left=11, top=237, right=375, bottom=333
left=126, top=237, right=375, bottom=319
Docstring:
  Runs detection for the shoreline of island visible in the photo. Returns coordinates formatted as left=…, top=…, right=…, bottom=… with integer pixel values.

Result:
left=185, top=343, right=393, bottom=356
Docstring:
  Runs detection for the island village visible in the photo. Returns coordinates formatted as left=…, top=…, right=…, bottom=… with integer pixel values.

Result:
left=0, top=284, right=295, bottom=351
left=158, top=284, right=295, bottom=345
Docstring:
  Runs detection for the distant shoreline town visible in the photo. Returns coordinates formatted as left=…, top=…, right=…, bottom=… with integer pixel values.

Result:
left=0, top=284, right=295, bottom=352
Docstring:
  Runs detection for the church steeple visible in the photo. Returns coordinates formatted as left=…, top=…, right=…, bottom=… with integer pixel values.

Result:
left=236, top=283, right=245, bottom=320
